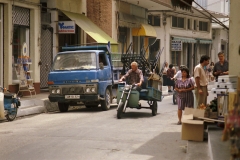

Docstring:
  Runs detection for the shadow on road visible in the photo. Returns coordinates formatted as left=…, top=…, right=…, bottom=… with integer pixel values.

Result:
left=132, top=132, right=187, bottom=160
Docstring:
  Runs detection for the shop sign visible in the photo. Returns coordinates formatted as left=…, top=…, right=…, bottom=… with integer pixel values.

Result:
left=171, top=40, right=182, bottom=51
left=58, top=21, right=75, bottom=34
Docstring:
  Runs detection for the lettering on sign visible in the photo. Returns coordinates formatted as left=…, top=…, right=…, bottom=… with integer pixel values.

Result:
left=171, top=40, right=182, bottom=51
left=58, top=21, right=75, bottom=34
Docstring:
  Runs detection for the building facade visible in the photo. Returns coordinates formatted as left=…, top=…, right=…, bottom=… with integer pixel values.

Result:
left=0, top=0, right=41, bottom=93
left=149, top=7, right=212, bottom=73
left=193, top=0, right=229, bottom=62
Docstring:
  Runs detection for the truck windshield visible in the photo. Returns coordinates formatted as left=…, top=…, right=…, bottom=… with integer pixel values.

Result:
left=52, top=52, right=96, bottom=70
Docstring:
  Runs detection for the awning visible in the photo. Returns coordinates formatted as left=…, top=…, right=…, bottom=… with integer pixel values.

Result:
left=61, top=10, right=117, bottom=44
left=172, top=36, right=197, bottom=43
left=199, top=39, right=212, bottom=44
left=132, top=24, right=157, bottom=37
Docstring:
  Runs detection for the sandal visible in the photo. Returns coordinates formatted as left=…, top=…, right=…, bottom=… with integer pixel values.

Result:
left=177, top=121, right=182, bottom=125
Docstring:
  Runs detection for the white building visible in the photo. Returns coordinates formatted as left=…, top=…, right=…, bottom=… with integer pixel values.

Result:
left=193, top=0, right=229, bottom=63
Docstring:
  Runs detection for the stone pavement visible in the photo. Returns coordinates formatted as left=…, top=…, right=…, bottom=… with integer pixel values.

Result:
left=0, top=87, right=230, bottom=159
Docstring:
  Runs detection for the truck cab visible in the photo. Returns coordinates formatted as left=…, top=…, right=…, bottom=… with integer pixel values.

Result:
left=48, top=45, right=113, bottom=112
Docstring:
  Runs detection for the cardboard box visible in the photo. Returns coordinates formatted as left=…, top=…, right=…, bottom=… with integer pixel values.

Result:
left=209, top=112, right=218, bottom=119
left=181, top=116, right=204, bottom=141
left=217, top=75, right=238, bottom=83
left=181, top=108, right=205, bottom=141
left=184, top=107, right=205, bottom=119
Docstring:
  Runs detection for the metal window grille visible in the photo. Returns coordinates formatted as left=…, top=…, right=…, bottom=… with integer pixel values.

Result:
left=12, top=6, right=30, bottom=26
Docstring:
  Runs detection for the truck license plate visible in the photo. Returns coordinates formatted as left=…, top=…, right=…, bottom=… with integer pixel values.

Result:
left=65, top=95, right=80, bottom=99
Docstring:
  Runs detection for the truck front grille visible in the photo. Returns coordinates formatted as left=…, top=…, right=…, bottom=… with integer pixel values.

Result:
left=62, top=87, right=84, bottom=94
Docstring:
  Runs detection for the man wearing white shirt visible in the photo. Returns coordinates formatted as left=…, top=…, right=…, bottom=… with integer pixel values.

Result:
left=194, top=55, right=210, bottom=107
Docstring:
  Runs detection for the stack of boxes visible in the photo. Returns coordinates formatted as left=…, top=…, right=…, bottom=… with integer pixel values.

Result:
left=211, top=75, right=238, bottom=117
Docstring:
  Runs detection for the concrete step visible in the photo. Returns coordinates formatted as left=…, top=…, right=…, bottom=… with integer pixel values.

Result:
left=17, top=105, right=45, bottom=117
left=208, top=125, right=230, bottom=160
left=185, top=131, right=211, bottom=160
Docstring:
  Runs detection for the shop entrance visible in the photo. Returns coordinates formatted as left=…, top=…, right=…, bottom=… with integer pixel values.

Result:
left=40, top=27, right=53, bottom=88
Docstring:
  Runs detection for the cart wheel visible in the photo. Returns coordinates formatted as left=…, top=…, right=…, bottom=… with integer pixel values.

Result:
left=117, top=102, right=124, bottom=119
left=173, top=91, right=177, bottom=105
left=151, top=101, right=157, bottom=116
left=58, top=102, right=69, bottom=112
left=5, top=103, right=18, bottom=121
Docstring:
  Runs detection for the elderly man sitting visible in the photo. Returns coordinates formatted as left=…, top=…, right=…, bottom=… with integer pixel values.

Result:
left=119, top=61, right=144, bottom=91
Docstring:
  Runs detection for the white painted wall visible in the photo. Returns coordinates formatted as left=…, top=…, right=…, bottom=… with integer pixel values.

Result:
left=229, top=1, right=240, bottom=75
left=154, top=13, right=212, bottom=68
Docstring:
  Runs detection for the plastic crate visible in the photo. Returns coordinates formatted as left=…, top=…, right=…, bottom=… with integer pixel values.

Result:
left=147, top=87, right=162, bottom=101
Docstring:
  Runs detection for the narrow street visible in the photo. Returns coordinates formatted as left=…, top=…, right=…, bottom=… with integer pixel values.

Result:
left=0, top=96, right=190, bottom=160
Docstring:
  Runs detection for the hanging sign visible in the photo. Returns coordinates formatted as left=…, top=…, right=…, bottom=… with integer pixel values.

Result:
left=171, top=40, right=182, bottom=51
left=58, top=21, right=75, bottom=34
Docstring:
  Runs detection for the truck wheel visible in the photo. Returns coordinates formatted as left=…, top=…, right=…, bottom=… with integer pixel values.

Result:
left=117, top=102, right=124, bottom=119
left=101, top=88, right=112, bottom=111
left=151, top=101, right=157, bottom=116
left=58, top=102, right=69, bottom=112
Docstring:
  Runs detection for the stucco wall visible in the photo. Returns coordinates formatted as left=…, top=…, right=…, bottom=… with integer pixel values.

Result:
left=2, top=0, right=41, bottom=86
left=155, top=13, right=212, bottom=68
left=229, top=1, right=240, bottom=75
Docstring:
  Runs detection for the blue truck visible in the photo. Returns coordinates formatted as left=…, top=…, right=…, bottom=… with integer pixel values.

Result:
left=48, top=45, right=115, bottom=112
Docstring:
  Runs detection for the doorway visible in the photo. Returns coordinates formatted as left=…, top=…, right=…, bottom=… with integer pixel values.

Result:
left=40, top=27, right=53, bottom=88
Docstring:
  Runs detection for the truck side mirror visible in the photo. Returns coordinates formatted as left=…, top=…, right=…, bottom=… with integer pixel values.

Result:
left=99, top=62, right=104, bottom=70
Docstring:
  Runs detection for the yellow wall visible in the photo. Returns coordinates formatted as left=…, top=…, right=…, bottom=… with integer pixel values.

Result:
left=229, top=1, right=240, bottom=75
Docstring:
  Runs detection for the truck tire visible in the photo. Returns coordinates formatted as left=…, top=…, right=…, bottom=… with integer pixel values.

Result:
left=101, top=88, right=112, bottom=111
left=58, top=102, right=69, bottom=112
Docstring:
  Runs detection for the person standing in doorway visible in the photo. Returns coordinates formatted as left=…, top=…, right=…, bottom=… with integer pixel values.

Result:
left=162, top=62, right=168, bottom=86
left=175, top=67, right=194, bottom=125
left=213, top=52, right=229, bottom=80
left=194, top=55, right=210, bottom=107
left=166, top=64, right=175, bottom=92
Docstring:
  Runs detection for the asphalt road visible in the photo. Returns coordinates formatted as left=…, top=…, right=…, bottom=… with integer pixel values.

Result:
left=0, top=95, right=189, bottom=160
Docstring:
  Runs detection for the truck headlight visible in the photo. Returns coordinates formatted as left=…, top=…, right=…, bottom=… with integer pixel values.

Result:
left=91, top=88, right=96, bottom=92
left=56, top=89, right=61, bottom=94
left=51, top=89, right=56, bottom=94
left=86, top=88, right=91, bottom=93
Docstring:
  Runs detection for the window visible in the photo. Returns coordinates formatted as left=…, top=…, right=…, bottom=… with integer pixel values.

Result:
left=193, top=20, right=197, bottom=30
left=199, top=21, right=208, bottom=31
left=99, top=53, right=108, bottom=66
left=52, top=52, right=97, bottom=70
left=195, top=0, right=207, bottom=9
left=148, top=15, right=160, bottom=26
left=187, top=19, right=191, bottom=30
left=172, top=16, right=185, bottom=29
left=12, top=26, right=30, bottom=81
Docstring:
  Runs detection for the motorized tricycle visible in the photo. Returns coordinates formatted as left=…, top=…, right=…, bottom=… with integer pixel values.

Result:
left=116, top=80, right=162, bottom=119
left=0, top=87, right=21, bottom=121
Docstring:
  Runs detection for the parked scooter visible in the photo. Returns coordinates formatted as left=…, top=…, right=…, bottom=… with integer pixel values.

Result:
left=0, top=87, right=20, bottom=121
